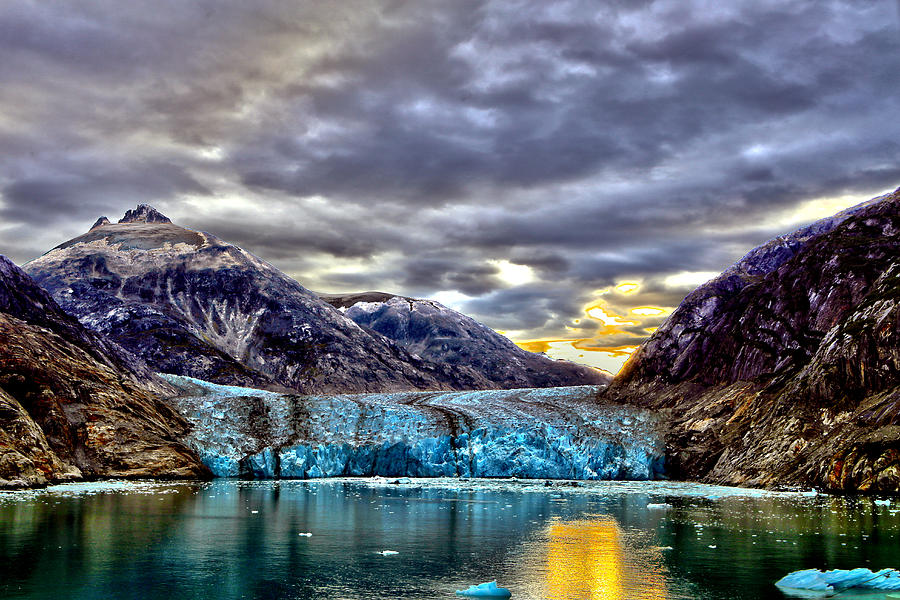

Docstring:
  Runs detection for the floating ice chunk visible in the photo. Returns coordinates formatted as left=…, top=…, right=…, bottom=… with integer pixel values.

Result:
left=377, top=550, right=399, bottom=556
left=456, top=581, right=512, bottom=598
left=776, top=568, right=900, bottom=593
left=298, top=532, right=312, bottom=537
left=647, top=503, right=672, bottom=510
left=390, top=477, right=412, bottom=485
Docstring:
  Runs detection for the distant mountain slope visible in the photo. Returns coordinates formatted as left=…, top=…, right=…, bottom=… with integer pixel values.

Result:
left=26, top=206, right=603, bottom=394
left=0, top=255, right=206, bottom=488
left=606, top=187, right=900, bottom=493
left=618, top=191, right=893, bottom=387
left=322, top=293, right=609, bottom=388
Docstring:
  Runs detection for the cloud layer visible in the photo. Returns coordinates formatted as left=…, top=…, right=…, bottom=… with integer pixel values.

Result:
left=1, top=1, right=898, bottom=370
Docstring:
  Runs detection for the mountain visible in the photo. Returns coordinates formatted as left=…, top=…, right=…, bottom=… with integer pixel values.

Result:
left=25, top=206, right=604, bottom=394
left=321, top=292, right=609, bottom=388
left=0, top=255, right=207, bottom=488
left=606, top=187, right=900, bottom=493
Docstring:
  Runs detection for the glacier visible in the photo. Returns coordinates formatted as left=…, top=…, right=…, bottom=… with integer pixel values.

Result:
left=163, top=376, right=665, bottom=480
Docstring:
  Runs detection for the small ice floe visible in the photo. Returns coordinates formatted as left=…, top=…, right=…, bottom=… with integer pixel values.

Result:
left=455, top=581, right=512, bottom=598
left=389, top=477, right=412, bottom=485
left=647, top=503, right=672, bottom=510
left=775, top=568, right=900, bottom=595
left=377, top=550, right=399, bottom=556
left=298, top=532, right=313, bottom=537
left=250, top=510, right=259, bottom=514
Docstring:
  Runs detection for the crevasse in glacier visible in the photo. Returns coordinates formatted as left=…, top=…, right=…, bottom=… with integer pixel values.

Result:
left=163, top=375, right=665, bottom=480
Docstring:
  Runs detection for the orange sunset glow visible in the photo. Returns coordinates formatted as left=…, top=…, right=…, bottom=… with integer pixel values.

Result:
left=514, top=281, right=672, bottom=374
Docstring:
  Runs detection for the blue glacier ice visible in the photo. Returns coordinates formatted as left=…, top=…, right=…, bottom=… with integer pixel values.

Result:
left=456, top=581, right=512, bottom=597
left=776, top=568, right=900, bottom=593
left=163, top=375, right=665, bottom=480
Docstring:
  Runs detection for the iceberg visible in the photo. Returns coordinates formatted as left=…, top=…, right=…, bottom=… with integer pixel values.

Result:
left=456, top=581, right=512, bottom=598
left=776, top=568, right=900, bottom=593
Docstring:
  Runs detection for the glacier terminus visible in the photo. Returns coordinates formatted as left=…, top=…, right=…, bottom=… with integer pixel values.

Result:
left=164, top=375, right=665, bottom=481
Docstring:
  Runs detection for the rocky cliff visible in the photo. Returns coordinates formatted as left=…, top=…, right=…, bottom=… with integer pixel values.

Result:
left=0, top=256, right=207, bottom=488
left=164, top=375, right=662, bottom=481
left=26, top=206, right=604, bottom=394
left=606, top=187, right=900, bottom=493
left=321, top=293, right=608, bottom=388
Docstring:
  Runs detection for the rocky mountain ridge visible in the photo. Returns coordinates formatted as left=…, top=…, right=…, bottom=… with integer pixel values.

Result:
left=0, top=255, right=207, bottom=488
left=25, top=206, right=604, bottom=394
left=606, top=187, right=900, bottom=493
left=321, top=292, right=609, bottom=389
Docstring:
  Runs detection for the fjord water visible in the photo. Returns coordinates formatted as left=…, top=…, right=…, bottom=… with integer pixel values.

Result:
left=2, top=480, right=899, bottom=600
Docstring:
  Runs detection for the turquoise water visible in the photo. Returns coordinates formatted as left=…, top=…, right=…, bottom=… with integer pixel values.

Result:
left=1, top=479, right=900, bottom=599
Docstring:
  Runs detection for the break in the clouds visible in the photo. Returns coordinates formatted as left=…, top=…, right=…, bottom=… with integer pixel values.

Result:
left=1, top=1, right=898, bottom=373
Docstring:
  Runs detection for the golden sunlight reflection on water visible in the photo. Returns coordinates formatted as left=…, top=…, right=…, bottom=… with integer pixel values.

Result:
left=511, top=517, right=668, bottom=600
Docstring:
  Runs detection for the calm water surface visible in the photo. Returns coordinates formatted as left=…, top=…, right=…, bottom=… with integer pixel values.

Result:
left=2, top=478, right=900, bottom=599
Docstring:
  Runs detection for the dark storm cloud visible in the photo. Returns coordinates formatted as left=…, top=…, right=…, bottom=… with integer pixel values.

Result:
left=402, top=256, right=503, bottom=297
left=0, top=0, right=898, bottom=347
left=507, top=251, right=571, bottom=276
left=0, top=163, right=209, bottom=226
left=463, top=284, right=594, bottom=332
left=189, top=213, right=401, bottom=261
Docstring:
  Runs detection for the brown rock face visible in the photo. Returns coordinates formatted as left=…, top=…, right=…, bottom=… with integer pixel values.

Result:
left=606, top=188, right=900, bottom=493
left=0, top=256, right=208, bottom=488
left=0, top=385, right=75, bottom=488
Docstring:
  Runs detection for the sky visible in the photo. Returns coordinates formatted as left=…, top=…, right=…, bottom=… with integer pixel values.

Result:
left=1, top=1, right=898, bottom=373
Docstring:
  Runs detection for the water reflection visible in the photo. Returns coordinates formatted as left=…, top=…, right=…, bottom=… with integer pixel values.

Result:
left=1, top=480, right=900, bottom=600
left=546, top=519, right=627, bottom=600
